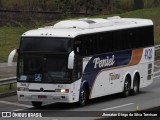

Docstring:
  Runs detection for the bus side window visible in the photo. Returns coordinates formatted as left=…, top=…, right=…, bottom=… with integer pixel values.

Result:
left=95, top=34, right=101, bottom=54
left=86, top=35, right=95, bottom=56
left=82, top=36, right=87, bottom=56
left=74, top=37, right=83, bottom=56
left=77, top=58, right=82, bottom=79
left=107, top=32, right=114, bottom=52
left=73, top=56, right=82, bottom=80
left=101, top=33, right=106, bottom=53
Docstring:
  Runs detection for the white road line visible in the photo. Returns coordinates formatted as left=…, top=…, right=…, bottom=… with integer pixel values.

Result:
left=154, top=70, right=160, bottom=74
left=12, top=109, right=26, bottom=111
left=0, top=101, right=32, bottom=108
left=153, top=74, right=160, bottom=79
left=102, top=103, right=134, bottom=111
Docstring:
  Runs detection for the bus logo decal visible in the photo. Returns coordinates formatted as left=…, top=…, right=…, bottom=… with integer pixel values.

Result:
left=93, top=55, right=115, bottom=68
left=40, top=88, right=44, bottom=92
left=109, top=73, right=120, bottom=81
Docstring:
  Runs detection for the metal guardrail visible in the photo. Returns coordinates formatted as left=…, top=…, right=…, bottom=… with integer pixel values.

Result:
left=0, top=77, right=16, bottom=91
left=154, top=45, right=160, bottom=76
left=155, top=45, right=160, bottom=51
left=155, top=45, right=160, bottom=61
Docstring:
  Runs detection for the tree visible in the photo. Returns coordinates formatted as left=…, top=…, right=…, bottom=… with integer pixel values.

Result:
left=134, top=0, right=144, bottom=9
left=152, top=0, right=160, bottom=7
left=0, top=0, right=2, bottom=8
left=99, top=0, right=112, bottom=14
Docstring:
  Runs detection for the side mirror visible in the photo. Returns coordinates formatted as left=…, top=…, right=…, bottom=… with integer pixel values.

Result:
left=68, top=51, right=75, bottom=69
left=8, top=49, right=17, bottom=66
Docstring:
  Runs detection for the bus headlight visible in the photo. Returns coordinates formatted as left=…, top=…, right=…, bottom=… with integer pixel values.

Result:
left=17, top=87, right=29, bottom=91
left=55, top=89, right=69, bottom=93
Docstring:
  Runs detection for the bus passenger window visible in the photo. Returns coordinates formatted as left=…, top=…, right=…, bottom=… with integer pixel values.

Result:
left=73, top=57, right=82, bottom=80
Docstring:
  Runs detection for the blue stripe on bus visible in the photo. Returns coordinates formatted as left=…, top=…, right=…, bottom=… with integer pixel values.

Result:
left=82, top=50, right=132, bottom=95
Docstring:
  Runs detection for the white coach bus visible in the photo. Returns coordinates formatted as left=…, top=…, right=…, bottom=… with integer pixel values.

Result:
left=8, top=16, right=154, bottom=107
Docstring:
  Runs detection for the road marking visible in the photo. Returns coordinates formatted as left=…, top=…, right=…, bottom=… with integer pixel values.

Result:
left=136, top=106, right=139, bottom=111
left=0, top=101, right=32, bottom=108
left=153, top=74, right=160, bottom=79
left=154, top=70, right=160, bottom=75
left=12, top=109, right=26, bottom=111
left=102, top=103, right=134, bottom=111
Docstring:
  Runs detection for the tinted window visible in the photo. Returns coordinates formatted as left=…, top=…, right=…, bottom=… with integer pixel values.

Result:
left=74, top=26, right=154, bottom=56
left=20, top=37, right=72, bottom=53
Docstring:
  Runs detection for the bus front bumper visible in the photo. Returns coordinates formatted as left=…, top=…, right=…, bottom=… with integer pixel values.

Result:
left=17, top=91, right=76, bottom=103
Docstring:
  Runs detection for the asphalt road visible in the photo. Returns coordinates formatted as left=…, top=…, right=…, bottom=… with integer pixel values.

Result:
left=0, top=63, right=16, bottom=78
left=0, top=76, right=160, bottom=120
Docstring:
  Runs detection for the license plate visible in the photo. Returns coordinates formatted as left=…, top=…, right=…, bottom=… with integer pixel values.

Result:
left=38, top=95, right=47, bottom=99
left=32, top=95, right=52, bottom=100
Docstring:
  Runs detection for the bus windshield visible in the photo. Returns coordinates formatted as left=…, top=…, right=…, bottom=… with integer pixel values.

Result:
left=18, top=37, right=73, bottom=83
left=18, top=54, right=70, bottom=83
left=20, top=37, right=72, bottom=53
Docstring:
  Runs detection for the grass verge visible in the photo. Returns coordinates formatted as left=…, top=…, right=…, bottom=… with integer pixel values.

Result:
left=0, top=83, right=17, bottom=93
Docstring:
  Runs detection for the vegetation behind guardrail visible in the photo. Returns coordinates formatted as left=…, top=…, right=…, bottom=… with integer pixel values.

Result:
left=0, top=77, right=16, bottom=97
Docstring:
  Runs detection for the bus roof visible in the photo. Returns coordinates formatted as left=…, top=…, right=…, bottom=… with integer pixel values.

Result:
left=22, top=16, right=153, bottom=38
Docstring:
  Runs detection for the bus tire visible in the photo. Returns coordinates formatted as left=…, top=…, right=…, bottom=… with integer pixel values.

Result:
left=78, top=86, right=87, bottom=107
left=131, top=75, right=139, bottom=95
left=32, top=101, right=42, bottom=108
left=122, top=77, right=130, bottom=97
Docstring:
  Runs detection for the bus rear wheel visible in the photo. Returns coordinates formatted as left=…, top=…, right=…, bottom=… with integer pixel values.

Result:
left=32, top=101, right=42, bottom=108
left=78, top=86, right=87, bottom=107
left=131, top=75, right=139, bottom=95
left=122, top=77, right=130, bottom=97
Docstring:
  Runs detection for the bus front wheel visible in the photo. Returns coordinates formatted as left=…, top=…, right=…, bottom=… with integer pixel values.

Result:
left=32, top=101, right=42, bottom=108
left=78, top=86, right=87, bottom=107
